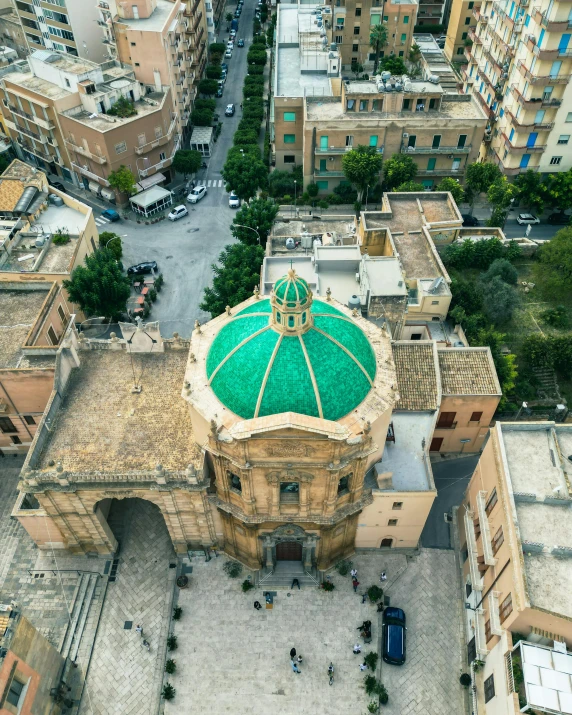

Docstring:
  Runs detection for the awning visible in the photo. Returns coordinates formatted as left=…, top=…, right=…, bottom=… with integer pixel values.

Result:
left=136, top=173, right=166, bottom=192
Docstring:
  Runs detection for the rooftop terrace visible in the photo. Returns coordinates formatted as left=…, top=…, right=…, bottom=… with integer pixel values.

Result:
left=115, top=0, right=177, bottom=32
left=62, top=92, right=167, bottom=132
left=0, top=288, right=50, bottom=369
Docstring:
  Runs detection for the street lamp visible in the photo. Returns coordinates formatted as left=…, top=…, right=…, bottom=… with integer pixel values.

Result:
left=293, top=179, right=297, bottom=217
left=234, top=223, right=260, bottom=244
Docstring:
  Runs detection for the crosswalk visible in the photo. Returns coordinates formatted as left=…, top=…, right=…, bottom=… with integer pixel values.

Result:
left=94, top=216, right=113, bottom=227
left=204, top=179, right=225, bottom=188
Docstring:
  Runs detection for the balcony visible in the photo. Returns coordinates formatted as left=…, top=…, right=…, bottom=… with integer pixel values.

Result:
left=488, top=591, right=503, bottom=637
left=473, top=607, right=489, bottom=659
left=18, top=139, right=56, bottom=163
left=517, top=59, right=569, bottom=83
left=134, top=118, right=177, bottom=155
left=462, top=67, right=474, bottom=83
left=468, top=28, right=482, bottom=44
left=473, top=8, right=488, bottom=22
left=138, top=135, right=180, bottom=178
left=532, top=6, right=571, bottom=31
left=401, top=145, right=471, bottom=154
left=5, top=119, right=46, bottom=143
left=526, top=35, right=558, bottom=59
left=5, top=104, right=54, bottom=131
left=315, top=145, right=383, bottom=154
left=314, top=169, right=345, bottom=177
left=65, top=139, right=107, bottom=164
left=464, top=47, right=472, bottom=62
left=417, top=168, right=464, bottom=176
left=476, top=491, right=497, bottom=566
left=504, top=108, right=554, bottom=130
left=190, top=11, right=203, bottom=32
left=71, top=162, right=110, bottom=186
left=464, top=509, right=484, bottom=591
left=482, top=46, right=503, bottom=71
left=503, top=132, right=546, bottom=152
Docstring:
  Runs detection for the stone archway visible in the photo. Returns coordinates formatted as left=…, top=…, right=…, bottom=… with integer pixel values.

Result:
left=260, top=524, right=319, bottom=573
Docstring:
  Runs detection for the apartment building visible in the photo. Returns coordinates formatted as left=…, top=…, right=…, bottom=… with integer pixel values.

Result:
left=272, top=4, right=488, bottom=193
left=444, top=0, right=479, bottom=61
left=99, top=0, right=207, bottom=133
left=330, top=0, right=418, bottom=71
left=459, top=422, right=572, bottom=714
left=0, top=6, right=28, bottom=59
left=11, top=0, right=107, bottom=63
left=460, top=0, right=572, bottom=174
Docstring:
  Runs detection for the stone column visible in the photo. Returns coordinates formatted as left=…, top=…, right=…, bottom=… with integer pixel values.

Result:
left=264, top=536, right=274, bottom=571
left=266, top=475, right=280, bottom=517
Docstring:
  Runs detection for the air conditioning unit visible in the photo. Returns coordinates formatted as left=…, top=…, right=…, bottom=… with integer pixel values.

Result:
left=355, top=272, right=360, bottom=282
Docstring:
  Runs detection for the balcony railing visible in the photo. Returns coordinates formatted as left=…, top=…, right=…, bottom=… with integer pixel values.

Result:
left=468, top=28, right=482, bottom=44
left=488, top=591, right=503, bottom=637
left=315, top=145, right=383, bottom=154
left=135, top=118, right=177, bottom=154
left=474, top=607, right=489, bottom=658
left=138, top=135, right=180, bottom=178
left=517, top=59, right=569, bottom=83
left=510, top=83, right=562, bottom=107
left=71, top=162, right=110, bottom=186
left=18, top=139, right=56, bottom=162
left=482, top=46, right=503, bottom=71
left=477, top=491, right=497, bottom=566
left=65, top=140, right=107, bottom=164
left=417, top=168, right=464, bottom=176
left=402, top=145, right=471, bottom=155
left=503, top=132, right=546, bottom=152
left=436, top=420, right=458, bottom=429
left=462, top=67, right=475, bottom=83
left=532, top=6, right=572, bottom=30
left=5, top=103, right=54, bottom=130
left=504, top=108, right=554, bottom=130
left=464, top=509, right=484, bottom=591
left=473, top=8, right=488, bottom=22
left=313, top=169, right=345, bottom=177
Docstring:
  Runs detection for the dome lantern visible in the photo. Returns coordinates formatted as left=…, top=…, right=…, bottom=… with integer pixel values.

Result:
left=270, top=268, right=313, bottom=334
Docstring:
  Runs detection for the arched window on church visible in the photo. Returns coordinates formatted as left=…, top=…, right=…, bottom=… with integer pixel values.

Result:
left=288, top=316, right=295, bottom=327
left=338, top=474, right=351, bottom=496
left=276, top=312, right=281, bottom=323
left=302, top=311, right=307, bottom=324
left=228, top=472, right=242, bottom=493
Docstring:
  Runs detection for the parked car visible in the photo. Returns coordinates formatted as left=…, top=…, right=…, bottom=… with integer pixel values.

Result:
left=237, top=38, right=245, bottom=47
left=221, top=62, right=228, bottom=71
left=230, top=29, right=237, bottom=37
left=101, top=208, right=120, bottom=222
left=225, top=49, right=232, bottom=58
left=218, top=79, right=225, bottom=89
left=168, top=205, right=188, bottom=221
left=187, top=185, right=207, bottom=203
left=229, top=191, right=241, bottom=208
left=49, top=180, right=67, bottom=193
left=216, top=86, right=223, bottom=97
left=516, top=213, right=540, bottom=225
left=220, top=68, right=228, bottom=79
left=225, top=103, right=235, bottom=116
left=234, top=9, right=241, bottom=17
left=547, top=212, right=570, bottom=225
left=382, top=607, right=407, bottom=666
left=127, top=261, right=158, bottom=276
left=461, top=213, right=479, bottom=227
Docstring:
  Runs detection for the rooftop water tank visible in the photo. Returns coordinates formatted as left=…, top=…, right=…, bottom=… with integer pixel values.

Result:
left=381, top=71, right=391, bottom=82
left=348, top=294, right=361, bottom=310
left=285, top=237, right=296, bottom=250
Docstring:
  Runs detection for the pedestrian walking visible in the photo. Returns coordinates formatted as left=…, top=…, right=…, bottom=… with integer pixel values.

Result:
left=291, top=660, right=301, bottom=674
left=291, top=578, right=300, bottom=590
left=350, top=568, right=358, bottom=579
left=359, top=663, right=367, bottom=671
left=297, top=655, right=303, bottom=664
left=240, top=102, right=243, bottom=110
left=290, top=647, right=297, bottom=659
left=353, top=644, right=362, bottom=655
left=135, top=624, right=143, bottom=636
left=352, top=578, right=360, bottom=593
left=380, top=571, right=387, bottom=582
left=142, top=639, right=150, bottom=652
left=361, top=593, right=367, bottom=604
left=254, top=601, right=262, bottom=610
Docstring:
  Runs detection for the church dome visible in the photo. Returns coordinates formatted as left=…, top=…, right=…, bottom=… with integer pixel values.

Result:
left=205, top=271, right=376, bottom=421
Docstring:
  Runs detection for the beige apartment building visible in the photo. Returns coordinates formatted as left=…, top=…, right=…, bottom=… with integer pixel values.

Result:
left=272, top=4, right=488, bottom=194
left=100, top=0, right=207, bottom=133
left=0, top=6, right=28, bottom=59
left=11, top=0, right=108, bottom=63
left=460, top=0, right=572, bottom=173
left=329, top=0, right=418, bottom=71
left=444, top=0, right=479, bottom=61
left=459, top=422, right=572, bottom=714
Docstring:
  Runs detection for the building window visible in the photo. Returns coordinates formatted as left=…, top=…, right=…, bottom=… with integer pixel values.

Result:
left=383, top=15, right=388, bottom=21
left=484, top=618, right=492, bottom=642
left=354, top=25, right=360, bottom=34
left=462, top=32, right=468, bottom=39
left=159, top=152, right=166, bottom=161
left=283, top=134, right=295, bottom=143
left=492, top=526, right=504, bottom=554
left=372, top=99, right=380, bottom=111
left=431, top=299, right=439, bottom=305
left=130, top=41, right=136, bottom=46
left=392, top=501, right=403, bottom=510
left=371, top=14, right=380, bottom=25
left=403, top=14, right=409, bottom=23
left=427, top=158, right=436, bottom=171
left=316, top=180, right=328, bottom=190
left=468, top=1, right=474, bottom=7
left=403, top=98, right=411, bottom=110
left=369, top=135, right=378, bottom=146
left=566, top=112, right=572, bottom=122
left=550, top=156, right=562, bottom=165
left=352, top=43, right=359, bottom=51
left=469, top=411, right=483, bottom=423
left=114, top=141, right=127, bottom=154
left=432, top=134, right=441, bottom=148
left=0, top=417, right=17, bottom=433
left=284, top=112, right=296, bottom=122
left=359, top=99, right=368, bottom=111
left=465, top=16, right=471, bottom=23
left=400, top=33, right=406, bottom=42
left=6, top=678, right=25, bottom=707
left=284, top=155, right=295, bottom=163
left=558, top=135, right=570, bottom=144
left=467, top=637, right=476, bottom=663
left=335, top=34, right=343, bottom=43
left=338, top=474, right=350, bottom=495
left=345, top=135, right=353, bottom=146
left=416, top=98, right=425, bottom=111
left=336, top=17, right=344, bottom=26
left=11, top=435, right=22, bottom=445
left=280, top=481, right=299, bottom=503
left=484, top=675, right=495, bottom=703
left=355, top=7, right=361, bottom=15
left=388, top=518, right=398, bottom=526
left=436, top=412, right=456, bottom=429
left=47, top=325, right=58, bottom=345
left=457, top=47, right=464, bottom=54
left=485, top=488, right=498, bottom=515
left=288, top=316, right=294, bottom=327
left=228, top=471, right=242, bottom=492
left=24, top=415, right=36, bottom=425
left=499, top=593, right=513, bottom=623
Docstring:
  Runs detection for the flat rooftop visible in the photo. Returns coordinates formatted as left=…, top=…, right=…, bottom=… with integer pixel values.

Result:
left=63, top=93, right=166, bottom=132
left=40, top=202, right=88, bottom=235
left=115, top=0, right=176, bottom=32
left=0, top=289, right=49, bottom=368
left=499, top=424, right=572, bottom=619
left=345, top=78, right=443, bottom=96
left=3, top=70, right=73, bottom=101
left=363, top=258, right=407, bottom=298
left=271, top=218, right=356, bottom=239
left=375, top=412, right=434, bottom=491
left=37, top=350, right=202, bottom=474
left=306, top=95, right=484, bottom=121
left=262, top=256, right=317, bottom=295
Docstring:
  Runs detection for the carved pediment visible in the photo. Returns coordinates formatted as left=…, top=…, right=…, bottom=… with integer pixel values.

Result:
left=264, top=441, right=315, bottom=458
left=265, top=470, right=315, bottom=485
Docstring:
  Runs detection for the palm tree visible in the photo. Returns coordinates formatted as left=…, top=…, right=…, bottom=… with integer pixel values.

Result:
left=370, top=24, right=388, bottom=75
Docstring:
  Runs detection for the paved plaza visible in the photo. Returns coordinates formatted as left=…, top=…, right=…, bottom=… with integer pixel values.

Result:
left=170, top=549, right=465, bottom=715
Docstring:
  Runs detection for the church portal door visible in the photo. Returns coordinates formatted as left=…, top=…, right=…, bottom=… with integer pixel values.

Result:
left=276, top=541, right=303, bottom=561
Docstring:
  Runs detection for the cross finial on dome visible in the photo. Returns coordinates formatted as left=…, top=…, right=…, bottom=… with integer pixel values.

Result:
left=287, top=266, right=296, bottom=279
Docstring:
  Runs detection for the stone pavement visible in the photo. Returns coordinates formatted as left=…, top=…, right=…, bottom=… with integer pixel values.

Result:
left=79, top=499, right=176, bottom=715
left=169, top=549, right=465, bottom=715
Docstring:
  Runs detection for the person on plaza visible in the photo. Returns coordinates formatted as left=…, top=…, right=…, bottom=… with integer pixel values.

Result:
left=254, top=601, right=262, bottom=610
left=353, top=644, right=362, bottom=655
left=352, top=578, right=360, bottom=593
left=361, top=593, right=367, bottom=604
left=142, top=639, right=150, bottom=652
left=290, top=647, right=297, bottom=659
left=377, top=601, right=384, bottom=613
left=291, top=578, right=300, bottom=590
left=297, top=655, right=303, bottom=664
left=135, top=624, right=143, bottom=636
left=350, top=568, right=358, bottom=579
left=380, top=571, right=387, bottom=582
left=359, top=663, right=367, bottom=671
left=291, top=660, right=301, bottom=674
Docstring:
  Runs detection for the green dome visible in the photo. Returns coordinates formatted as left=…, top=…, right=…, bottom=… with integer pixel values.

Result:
left=205, top=297, right=376, bottom=421
left=274, top=272, right=310, bottom=305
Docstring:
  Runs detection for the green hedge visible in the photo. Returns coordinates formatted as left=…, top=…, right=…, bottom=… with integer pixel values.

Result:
left=244, top=85, right=264, bottom=98
left=238, top=118, right=261, bottom=134
left=248, top=64, right=264, bottom=76
left=234, top=129, right=259, bottom=146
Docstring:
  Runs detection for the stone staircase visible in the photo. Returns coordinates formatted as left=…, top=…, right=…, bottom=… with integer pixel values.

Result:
left=259, top=561, right=319, bottom=589
left=59, top=572, right=105, bottom=662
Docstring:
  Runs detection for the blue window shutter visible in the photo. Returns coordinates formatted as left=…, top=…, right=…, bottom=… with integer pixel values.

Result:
left=487, top=93, right=491, bottom=104
left=558, top=34, right=571, bottom=51
left=520, top=154, right=531, bottom=168
left=509, top=1, right=515, bottom=18
left=524, top=13, right=530, bottom=26
left=500, top=108, right=504, bottom=117
left=527, top=132, right=537, bottom=147
left=538, top=28, right=545, bottom=47
left=509, top=128, right=515, bottom=141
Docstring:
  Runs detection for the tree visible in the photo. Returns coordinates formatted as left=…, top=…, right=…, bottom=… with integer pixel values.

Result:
left=382, top=153, right=417, bottom=190
left=341, top=145, right=383, bottom=202
left=481, top=258, right=518, bottom=285
left=545, top=169, right=572, bottom=212
left=233, top=129, right=259, bottom=146
left=231, top=198, right=279, bottom=247
left=379, top=56, right=407, bottom=75
left=190, top=108, right=213, bottom=126
left=194, top=98, right=216, bottom=112
left=409, top=42, right=421, bottom=65
left=107, top=95, right=136, bottom=118
left=108, top=165, right=136, bottom=196
left=198, top=78, right=218, bottom=96
left=481, top=275, right=520, bottom=324
left=351, top=61, right=364, bottom=79
left=172, top=149, right=202, bottom=179
left=464, top=162, right=502, bottom=212
left=514, top=169, right=546, bottom=214
left=436, top=177, right=465, bottom=205
left=486, top=177, right=520, bottom=228
left=394, top=180, right=425, bottom=192
left=222, top=149, right=268, bottom=202
left=268, top=166, right=302, bottom=198
left=247, top=50, right=267, bottom=66
left=206, top=65, right=222, bottom=79
left=200, top=243, right=265, bottom=317
left=98, top=231, right=122, bottom=261
left=225, top=12, right=233, bottom=22
left=63, top=249, right=130, bottom=320
left=0, top=154, right=11, bottom=174
left=472, top=326, right=518, bottom=405
left=210, top=42, right=226, bottom=55
left=533, top=226, right=572, bottom=296
left=369, top=24, right=388, bottom=75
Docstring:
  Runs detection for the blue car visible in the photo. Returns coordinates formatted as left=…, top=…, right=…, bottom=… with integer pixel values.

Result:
left=382, top=607, right=406, bottom=665
left=101, top=209, right=120, bottom=222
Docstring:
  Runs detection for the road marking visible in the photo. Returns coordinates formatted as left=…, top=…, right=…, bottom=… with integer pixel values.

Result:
left=207, top=180, right=212, bottom=187
left=95, top=217, right=110, bottom=226
left=218, top=180, right=223, bottom=187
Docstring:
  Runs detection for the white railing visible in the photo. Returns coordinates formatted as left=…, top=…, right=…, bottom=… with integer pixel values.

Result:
left=138, top=135, right=180, bottom=178
left=134, top=117, right=177, bottom=155
left=477, top=490, right=497, bottom=566
left=474, top=607, right=489, bottom=658
left=489, top=591, right=503, bottom=636
left=464, top=508, right=484, bottom=591
left=71, top=162, right=110, bottom=187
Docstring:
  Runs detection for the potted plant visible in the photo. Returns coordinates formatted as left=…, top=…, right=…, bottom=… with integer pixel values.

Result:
left=162, top=683, right=175, bottom=700
left=242, top=579, right=254, bottom=592
left=367, top=585, right=384, bottom=603
left=173, top=606, right=183, bottom=620
left=176, top=575, right=188, bottom=589
left=320, top=580, right=335, bottom=591
left=459, top=673, right=472, bottom=687
left=165, top=659, right=177, bottom=674
left=167, top=635, right=178, bottom=651
left=334, top=559, right=352, bottom=576
left=223, top=560, right=243, bottom=578
left=378, top=684, right=389, bottom=705
left=364, top=651, right=378, bottom=671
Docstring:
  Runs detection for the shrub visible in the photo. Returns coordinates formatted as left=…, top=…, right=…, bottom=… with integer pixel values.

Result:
left=334, top=559, right=352, bottom=576
left=237, top=119, right=261, bottom=135
left=364, top=675, right=378, bottom=696
left=165, top=659, right=177, bottom=674
left=107, top=95, right=136, bottom=118
left=167, top=635, right=178, bottom=651
left=540, top=305, right=568, bottom=328
left=367, top=585, right=384, bottom=603
left=244, top=84, right=264, bottom=98
left=241, top=579, right=254, bottom=592
left=195, top=98, right=216, bottom=112
left=368, top=702, right=378, bottom=713
left=162, top=683, right=175, bottom=701
left=333, top=182, right=357, bottom=203
left=172, top=606, right=182, bottom=621
left=248, top=64, right=265, bottom=75
left=459, top=673, right=472, bottom=687
left=149, top=288, right=158, bottom=303
left=245, top=75, right=264, bottom=87
left=234, top=129, right=259, bottom=146
left=364, top=651, right=378, bottom=671
left=480, top=258, right=518, bottom=285
left=307, top=182, right=319, bottom=198
left=317, top=199, right=329, bottom=209
left=53, top=232, right=70, bottom=245
left=321, top=580, right=335, bottom=591
left=378, top=684, right=389, bottom=705
left=155, top=273, right=164, bottom=292
left=223, top=560, right=243, bottom=578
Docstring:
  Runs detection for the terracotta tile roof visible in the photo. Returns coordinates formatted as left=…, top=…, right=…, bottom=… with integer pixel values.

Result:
left=0, top=179, right=25, bottom=211
left=392, top=342, right=440, bottom=411
left=438, top=348, right=501, bottom=395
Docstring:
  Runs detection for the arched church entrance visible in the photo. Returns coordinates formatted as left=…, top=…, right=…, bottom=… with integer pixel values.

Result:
left=276, top=541, right=303, bottom=561
left=260, top=524, right=319, bottom=575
